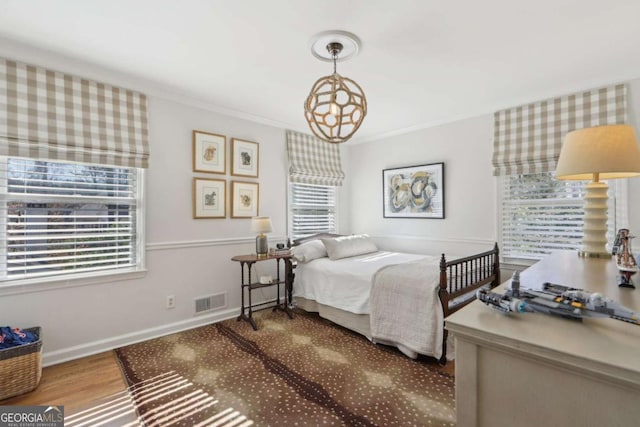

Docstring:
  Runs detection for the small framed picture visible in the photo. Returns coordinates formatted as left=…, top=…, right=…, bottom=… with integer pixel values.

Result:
left=382, top=162, right=444, bottom=219
left=231, top=181, right=259, bottom=218
left=231, top=138, right=259, bottom=178
left=193, top=178, right=226, bottom=219
left=193, top=130, right=226, bottom=174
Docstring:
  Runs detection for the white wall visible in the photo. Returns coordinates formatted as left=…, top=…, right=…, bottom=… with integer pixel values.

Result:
left=346, top=80, right=640, bottom=257
left=345, top=114, right=497, bottom=256
left=626, top=79, right=640, bottom=230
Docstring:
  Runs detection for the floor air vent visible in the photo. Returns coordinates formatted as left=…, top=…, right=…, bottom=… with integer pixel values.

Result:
left=194, top=292, right=227, bottom=314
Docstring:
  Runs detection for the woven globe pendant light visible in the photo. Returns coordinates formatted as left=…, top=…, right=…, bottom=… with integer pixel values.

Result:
left=304, top=35, right=367, bottom=143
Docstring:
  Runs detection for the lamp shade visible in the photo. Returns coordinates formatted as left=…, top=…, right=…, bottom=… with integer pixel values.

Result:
left=555, top=124, right=640, bottom=180
left=251, top=216, right=272, bottom=234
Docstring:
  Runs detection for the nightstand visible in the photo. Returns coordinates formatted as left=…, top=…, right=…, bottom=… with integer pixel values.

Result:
left=230, top=253, right=294, bottom=330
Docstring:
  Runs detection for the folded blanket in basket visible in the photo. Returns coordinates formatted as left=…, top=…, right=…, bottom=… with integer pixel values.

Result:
left=0, top=327, right=38, bottom=349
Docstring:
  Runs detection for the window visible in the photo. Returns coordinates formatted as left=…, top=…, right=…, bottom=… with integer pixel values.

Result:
left=500, top=172, right=617, bottom=262
left=288, top=183, right=337, bottom=240
left=0, top=157, right=144, bottom=283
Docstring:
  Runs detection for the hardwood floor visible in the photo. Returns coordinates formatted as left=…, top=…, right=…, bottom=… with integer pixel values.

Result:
left=0, top=351, right=126, bottom=415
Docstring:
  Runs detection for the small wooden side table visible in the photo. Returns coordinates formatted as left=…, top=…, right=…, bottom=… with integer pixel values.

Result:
left=231, top=253, right=294, bottom=330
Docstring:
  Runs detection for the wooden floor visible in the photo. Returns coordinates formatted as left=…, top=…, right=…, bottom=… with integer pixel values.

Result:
left=0, top=351, right=127, bottom=415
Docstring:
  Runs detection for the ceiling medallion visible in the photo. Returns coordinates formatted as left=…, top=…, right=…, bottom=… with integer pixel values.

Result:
left=304, top=31, right=367, bottom=143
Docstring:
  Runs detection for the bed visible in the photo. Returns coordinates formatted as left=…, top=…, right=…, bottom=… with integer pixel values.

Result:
left=289, top=233, right=500, bottom=363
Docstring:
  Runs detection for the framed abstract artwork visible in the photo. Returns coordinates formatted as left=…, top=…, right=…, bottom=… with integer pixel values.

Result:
left=382, top=162, right=444, bottom=219
left=231, top=180, right=259, bottom=218
left=193, top=178, right=226, bottom=219
left=193, top=130, right=226, bottom=174
left=231, top=138, right=259, bottom=178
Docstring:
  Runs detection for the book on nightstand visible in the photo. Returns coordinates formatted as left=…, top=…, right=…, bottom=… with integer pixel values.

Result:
left=270, top=248, right=291, bottom=257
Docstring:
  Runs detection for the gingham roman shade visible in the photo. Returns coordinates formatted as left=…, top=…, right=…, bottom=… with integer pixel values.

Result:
left=287, top=130, right=345, bottom=186
left=492, top=83, right=627, bottom=176
left=0, top=58, right=149, bottom=168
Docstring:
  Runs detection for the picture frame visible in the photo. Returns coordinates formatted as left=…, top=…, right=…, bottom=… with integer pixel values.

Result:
left=382, top=162, right=444, bottom=219
left=231, top=180, right=259, bottom=218
left=231, top=138, right=259, bottom=178
left=193, top=178, right=226, bottom=219
left=193, top=130, right=226, bottom=174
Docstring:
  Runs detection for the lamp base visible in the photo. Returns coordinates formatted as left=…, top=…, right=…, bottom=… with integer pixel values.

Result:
left=256, top=234, right=268, bottom=258
left=580, top=181, right=609, bottom=257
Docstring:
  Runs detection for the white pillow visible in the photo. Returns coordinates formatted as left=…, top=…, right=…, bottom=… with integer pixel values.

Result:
left=291, top=240, right=328, bottom=263
left=322, top=234, right=378, bottom=260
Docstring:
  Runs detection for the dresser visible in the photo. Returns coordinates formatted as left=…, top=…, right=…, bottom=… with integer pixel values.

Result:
left=446, top=251, right=640, bottom=427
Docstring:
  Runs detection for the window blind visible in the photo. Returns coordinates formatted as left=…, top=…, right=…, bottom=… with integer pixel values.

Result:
left=288, top=183, right=337, bottom=240
left=500, top=172, right=616, bottom=260
left=0, top=157, right=139, bottom=280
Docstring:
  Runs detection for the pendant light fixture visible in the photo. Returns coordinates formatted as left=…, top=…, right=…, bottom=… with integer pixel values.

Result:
left=304, top=31, right=367, bottom=143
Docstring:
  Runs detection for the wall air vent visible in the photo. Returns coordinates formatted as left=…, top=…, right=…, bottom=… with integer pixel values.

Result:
left=194, top=292, right=227, bottom=314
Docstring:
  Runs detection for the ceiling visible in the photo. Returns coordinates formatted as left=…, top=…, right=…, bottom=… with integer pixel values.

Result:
left=1, top=0, right=640, bottom=143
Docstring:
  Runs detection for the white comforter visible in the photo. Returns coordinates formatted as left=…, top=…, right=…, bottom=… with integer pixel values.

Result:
left=293, top=251, right=445, bottom=358
left=293, top=251, right=426, bottom=314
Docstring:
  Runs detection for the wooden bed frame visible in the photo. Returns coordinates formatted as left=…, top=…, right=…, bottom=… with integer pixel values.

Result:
left=291, top=233, right=501, bottom=363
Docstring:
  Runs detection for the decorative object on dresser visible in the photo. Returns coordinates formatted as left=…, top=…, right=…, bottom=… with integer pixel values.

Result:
left=612, top=228, right=638, bottom=288
left=192, top=178, right=225, bottom=219
left=290, top=233, right=500, bottom=363
left=383, top=162, right=444, bottom=219
left=230, top=181, right=259, bottom=218
left=304, top=31, right=367, bottom=143
left=231, top=138, right=259, bottom=178
left=192, top=130, right=226, bottom=174
left=555, top=124, right=640, bottom=258
left=251, top=216, right=272, bottom=257
left=477, top=272, right=640, bottom=324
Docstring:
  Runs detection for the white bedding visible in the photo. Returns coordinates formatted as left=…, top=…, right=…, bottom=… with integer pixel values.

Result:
left=293, top=251, right=427, bottom=314
left=370, top=257, right=443, bottom=359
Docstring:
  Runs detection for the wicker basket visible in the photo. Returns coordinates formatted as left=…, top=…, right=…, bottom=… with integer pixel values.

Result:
left=0, top=327, right=42, bottom=400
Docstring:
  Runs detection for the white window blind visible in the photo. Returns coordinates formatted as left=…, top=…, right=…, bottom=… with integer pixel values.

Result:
left=500, top=172, right=616, bottom=261
left=288, top=183, right=337, bottom=240
left=0, top=157, right=141, bottom=281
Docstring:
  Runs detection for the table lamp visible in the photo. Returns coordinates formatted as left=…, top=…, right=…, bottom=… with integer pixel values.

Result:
left=251, top=216, right=272, bottom=257
left=555, top=124, right=640, bottom=257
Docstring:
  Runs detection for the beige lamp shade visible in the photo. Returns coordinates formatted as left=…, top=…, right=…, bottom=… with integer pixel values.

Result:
left=555, top=124, right=640, bottom=258
left=251, top=216, right=272, bottom=234
left=556, top=124, right=640, bottom=180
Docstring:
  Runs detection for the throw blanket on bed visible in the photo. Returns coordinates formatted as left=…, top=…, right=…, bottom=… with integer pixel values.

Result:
left=370, top=256, right=444, bottom=359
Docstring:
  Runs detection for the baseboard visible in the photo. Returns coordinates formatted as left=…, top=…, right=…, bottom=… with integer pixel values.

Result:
left=42, top=307, right=239, bottom=367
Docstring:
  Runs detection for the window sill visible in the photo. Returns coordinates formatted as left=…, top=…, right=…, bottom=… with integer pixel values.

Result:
left=0, top=268, right=148, bottom=297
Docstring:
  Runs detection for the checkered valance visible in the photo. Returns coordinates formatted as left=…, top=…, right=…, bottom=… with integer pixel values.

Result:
left=492, top=83, right=627, bottom=176
left=287, top=130, right=345, bottom=186
left=0, top=58, right=149, bottom=168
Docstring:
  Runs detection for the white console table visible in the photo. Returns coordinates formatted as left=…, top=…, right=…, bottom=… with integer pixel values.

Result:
left=446, top=251, right=640, bottom=427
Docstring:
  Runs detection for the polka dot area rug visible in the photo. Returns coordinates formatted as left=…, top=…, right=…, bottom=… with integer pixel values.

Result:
left=114, top=309, right=455, bottom=426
